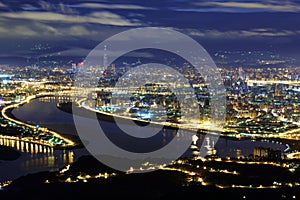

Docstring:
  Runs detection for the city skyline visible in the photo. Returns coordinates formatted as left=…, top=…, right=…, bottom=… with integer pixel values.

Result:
left=1, top=1, right=300, bottom=199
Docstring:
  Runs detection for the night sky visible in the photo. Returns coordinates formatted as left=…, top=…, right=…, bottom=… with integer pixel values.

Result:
left=0, top=0, right=300, bottom=65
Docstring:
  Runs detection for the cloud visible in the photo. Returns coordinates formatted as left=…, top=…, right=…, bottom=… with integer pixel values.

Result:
left=0, top=11, right=141, bottom=26
left=0, top=2, right=6, bottom=8
left=0, top=20, right=297, bottom=40
left=68, top=25, right=97, bottom=36
left=78, top=3, right=156, bottom=10
left=0, top=21, right=100, bottom=38
left=0, top=25, right=38, bottom=37
left=14, top=25, right=40, bottom=36
left=240, top=29, right=295, bottom=37
left=187, top=28, right=298, bottom=39
left=193, top=1, right=300, bottom=12
left=39, top=1, right=52, bottom=9
left=57, top=3, right=78, bottom=14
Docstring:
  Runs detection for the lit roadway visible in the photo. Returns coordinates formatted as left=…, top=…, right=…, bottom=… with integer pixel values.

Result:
left=74, top=98, right=300, bottom=160
left=75, top=97, right=224, bottom=134
left=75, top=97, right=300, bottom=140
left=1, top=92, right=75, bottom=147
left=74, top=86, right=196, bottom=96
left=73, top=85, right=300, bottom=136
left=0, top=134, right=52, bottom=149
left=78, top=97, right=300, bottom=140
left=246, top=79, right=300, bottom=85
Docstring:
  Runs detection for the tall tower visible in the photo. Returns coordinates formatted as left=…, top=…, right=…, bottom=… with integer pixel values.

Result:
left=103, top=45, right=108, bottom=69
left=238, top=67, right=245, bottom=80
left=71, top=63, right=77, bottom=72
left=111, top=63, right=115, bottom=72
left=275, top=84, right=280, bottom=96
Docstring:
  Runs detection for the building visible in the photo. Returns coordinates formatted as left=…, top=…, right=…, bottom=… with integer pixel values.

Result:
left=236, top=149, right=242, bottom=159
left=254, top=146, right=268, bottom=158
left=0, top=74, right=13, bottom=85
left=254, top=146, right=282, bottom=161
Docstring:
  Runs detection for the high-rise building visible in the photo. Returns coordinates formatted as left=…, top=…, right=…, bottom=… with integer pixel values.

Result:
left=254, top=146, right=268, bottom=158
left=111, top=63, right=115, bottom=72
left=103, top=45, right=108, bottom=69
left=71, top=63, right=77, bottom=72
left=238, top=67, right=245, bottom=80
left=254, top=146, right=282, bottom=160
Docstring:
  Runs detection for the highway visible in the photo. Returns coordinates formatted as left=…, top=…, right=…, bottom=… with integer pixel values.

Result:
left=0, top=135, right=53, bottom=153
left=1, top=92, right=75, bottom=147
left=246, top=79, right=300, bottom=85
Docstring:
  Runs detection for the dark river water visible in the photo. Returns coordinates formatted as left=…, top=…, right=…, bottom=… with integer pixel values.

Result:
left=0, top=97, right=287, bottom=182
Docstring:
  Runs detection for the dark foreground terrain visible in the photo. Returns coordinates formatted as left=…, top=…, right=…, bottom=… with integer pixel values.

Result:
left=1, top=155, right=300, bottom=200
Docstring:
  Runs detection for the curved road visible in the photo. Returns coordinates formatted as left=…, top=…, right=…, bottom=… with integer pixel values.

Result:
left=1, top=92, right=75, bottom=148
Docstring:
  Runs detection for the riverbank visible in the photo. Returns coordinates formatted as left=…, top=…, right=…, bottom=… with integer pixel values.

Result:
left=61, top=102, right=300, bottom=143
left=0, top=94, right=82, bottom=150
left=57, top=102, right=259, bottom=141
left=58, top=102, right=300, bottom=155
left=6, top=106, right=83, bottom=150
left=58, top=102, right=209, bottom=131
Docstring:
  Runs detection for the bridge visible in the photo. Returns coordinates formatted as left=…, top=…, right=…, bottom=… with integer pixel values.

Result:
left=0, top=135, right=53, bottom=154
left=1, top=92, right=75, bottom=147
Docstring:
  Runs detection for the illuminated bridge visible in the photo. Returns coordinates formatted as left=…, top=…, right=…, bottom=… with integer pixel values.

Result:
left=1, top=92, right=75, bottom=147
left=0, top=135, right=53, bottom=154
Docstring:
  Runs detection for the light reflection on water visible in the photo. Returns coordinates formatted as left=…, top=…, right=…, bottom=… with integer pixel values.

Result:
left=0, top=97, right=286, bottom=182
left=0, top=144, right=86, bottom=182
left=20, top=150, right=74, bottom=171
left=0, top=137, right=75, bottom=173
left=0, top=138, right=53, bottom=154
left=0, top=98, right=89, bottom=182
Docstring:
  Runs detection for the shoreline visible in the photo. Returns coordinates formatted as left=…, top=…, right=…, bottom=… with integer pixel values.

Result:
left=58, top=101, right=300, bottom=153
left=0, top=94, right=81, bottom=150
left=3, top=95, right=297, bottom=153
left=5, top=106, right=83, bottom=150
left=58, top=102, right=253, bottom=142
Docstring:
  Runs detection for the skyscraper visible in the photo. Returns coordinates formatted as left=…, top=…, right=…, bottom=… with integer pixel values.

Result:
left=238, top=67, right=245, bottom=80
left=103, top=45, right=108, bottom=69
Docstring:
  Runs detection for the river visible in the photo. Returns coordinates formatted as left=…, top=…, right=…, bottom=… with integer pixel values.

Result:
left=0, top=97, right=287, bottom=182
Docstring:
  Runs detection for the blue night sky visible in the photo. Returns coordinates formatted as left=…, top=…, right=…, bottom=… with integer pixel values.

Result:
left=0, top=0, right=300, bottom=65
